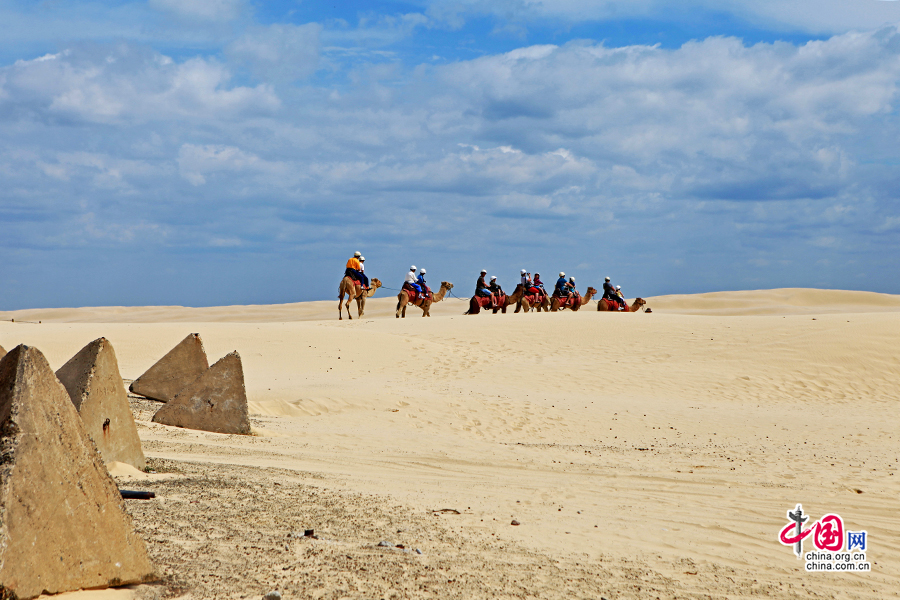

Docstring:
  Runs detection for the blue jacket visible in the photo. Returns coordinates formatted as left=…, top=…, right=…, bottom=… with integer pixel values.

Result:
left=556, top=277, right=568, bottom=292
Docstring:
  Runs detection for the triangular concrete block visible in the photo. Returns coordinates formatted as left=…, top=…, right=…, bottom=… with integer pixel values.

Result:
left=56, top=337, right=146, bottom=470
left=129, top=333, right=208, bottom=402
left=0, top=345, right=154, bottom=599
left=152, top=351, right=251, bottom=435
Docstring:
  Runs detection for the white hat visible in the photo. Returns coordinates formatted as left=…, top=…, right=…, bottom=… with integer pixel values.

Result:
left=490, top=275, right=497, bottom=280
left=616, top=285, right=621, bottom=290
left=420, top=268, right=426, bottom=274
left=569, top=277, right=575, bottom=282
left=605, top=276, right=610, bottom=281
left=410, top=265, right=417, bottom=271
left=360, top=256, right=365, bottom=261
left=354, top=251, right=361, bottom=257
left=521, top=269, right=526, bottom=274
left=481, top=269, right=487, bottom=274
left=559, top=271, right=565, bottom=277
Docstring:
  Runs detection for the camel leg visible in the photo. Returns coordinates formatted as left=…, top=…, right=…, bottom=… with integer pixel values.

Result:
left=345, top=294, right=354, bottom=320
left=338, top=294, right=344, bottom=320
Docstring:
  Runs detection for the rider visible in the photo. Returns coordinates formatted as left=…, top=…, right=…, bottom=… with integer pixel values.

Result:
left=567, top=276, right=578, bottom=300
left=520, top=269, right=531, bottom=289
left=532, top=272, right=547, bottom=299
left=404, top=265, right=422, bottom=297
left=603, top=276, right=626, bottom=309
left=417, top=268, right=431, bottom=299
left=358, top=256, right=370, bottom=288
left=489, top=275, right=504, bottom=298
left=345, top=251, right=367, bottom=288
left=555, top=272, right=570, bottom=297
left=476, top=269, right=495, bottom=305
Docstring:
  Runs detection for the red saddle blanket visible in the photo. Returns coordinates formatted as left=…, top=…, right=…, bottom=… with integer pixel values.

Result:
left=472, top=294, right=505, bottom=308
left=404, top=287, right=431, bottom=304
left=522, top=292, right=544, bottom=305
left=554, top=293, right=581, bottom=309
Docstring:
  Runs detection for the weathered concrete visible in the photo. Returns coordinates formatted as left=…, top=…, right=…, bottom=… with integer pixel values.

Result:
left=129, top=333, right=208, bottom=402
left=56, top=337, right=146, bottom=470
left=0, top=345, right=154, bottom=599
left=152, top=351, right=251, bottom=435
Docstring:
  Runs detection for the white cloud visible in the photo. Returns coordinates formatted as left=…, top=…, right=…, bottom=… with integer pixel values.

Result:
left=324, top=12, right=432, bottom=48
left=227, top=23, right=322, bottom=82
left=426, top=0, right=900, bottom=35
left=177, top=144, right=287, bottom=186
left=149, top=0, right=245, bottom=22
left=0, top=45, right=279, bottom=124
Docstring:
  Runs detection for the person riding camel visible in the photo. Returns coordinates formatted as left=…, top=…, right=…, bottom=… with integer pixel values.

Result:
left=489, top=275, right=504, bottom=298
left=615, top=285, right=624, bottom=302
left=555, top=272, right=575, bottom=302
left=345, top=251, right=368, bottom=288
left=567, top=276, right=578, bottom=300
left=532, top=273, right=547, bottom=299
left=475, top=270, right=496, bottom=308
left=520, top=269, right=532, bottom=289
left=404, top=265, right=422, bottom=298
left=603, top=276, right=626, bottom=309
left=358, top=256, right=368, bottom=288
left=417, top=268, right=431, bottom=299
left=555, top=272, right=566, bottom=295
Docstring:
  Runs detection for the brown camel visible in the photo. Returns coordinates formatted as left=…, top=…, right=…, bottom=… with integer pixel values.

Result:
left=338, top=277, right=382, bottom=320
left=598, top=297, right=646, bottom=312
left=515, top=289, right=550, bottom=313
left=550, top=287, right=598, bottom=312
left=396, top=281, right=454, bottom=318
left=465, top=284, right=526, bottom=315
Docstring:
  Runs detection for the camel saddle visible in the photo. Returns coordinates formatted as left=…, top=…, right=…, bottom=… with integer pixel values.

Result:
left=404, top=285, right=431, bottom=305
left=555, top=292, right=581, bottom=309
left=522, top=292, right=544, bottom=305
left=472, top=294, right=504, bottom=309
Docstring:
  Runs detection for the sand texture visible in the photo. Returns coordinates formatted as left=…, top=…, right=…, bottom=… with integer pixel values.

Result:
left=4, top=288, right=898, bottom=599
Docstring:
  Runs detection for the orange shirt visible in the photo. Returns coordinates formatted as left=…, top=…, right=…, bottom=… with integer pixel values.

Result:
left=346, top=257, right=361, bottom=270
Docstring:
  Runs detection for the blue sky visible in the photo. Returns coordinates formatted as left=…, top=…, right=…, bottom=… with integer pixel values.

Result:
left=1, top=0, right=900, bottom=309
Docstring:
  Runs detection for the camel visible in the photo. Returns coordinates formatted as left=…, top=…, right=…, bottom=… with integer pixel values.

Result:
left=465, top=284, right=526, bottom=315
left=396, top=281, right=454, bottom=318
left=549, top=287, right=598, bottom=312
left=515, top=289, right=550, bottom=313
left=598, top=297, right=647, bottom=312
left=338, top=277, right=382, bottom=320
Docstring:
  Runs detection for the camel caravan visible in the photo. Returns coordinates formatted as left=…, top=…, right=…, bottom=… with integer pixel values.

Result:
left=339, top=253, right=648, bottom=319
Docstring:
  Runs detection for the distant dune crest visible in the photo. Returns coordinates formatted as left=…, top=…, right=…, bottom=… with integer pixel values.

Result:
left=1, top=288, right=898, bottom=322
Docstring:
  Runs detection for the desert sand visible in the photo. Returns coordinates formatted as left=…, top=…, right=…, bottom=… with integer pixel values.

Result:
left=3, top=288, right=898, bottom=599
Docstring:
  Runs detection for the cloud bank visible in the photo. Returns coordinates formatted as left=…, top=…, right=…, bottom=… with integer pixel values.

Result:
left=1, top=8, right=899, bottom=307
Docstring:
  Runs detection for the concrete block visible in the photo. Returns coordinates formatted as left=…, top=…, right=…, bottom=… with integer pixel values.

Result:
left=0, top=345, right=154, bottom=599
left=56, top=337, right=146, bottom=470
left=129, top=333, right=208, bottom=402
left=152, top=351, right=250, bottom=435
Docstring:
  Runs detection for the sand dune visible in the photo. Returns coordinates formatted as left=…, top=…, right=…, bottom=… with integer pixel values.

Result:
left=6, top=288, right=898, bottom=599
left=4, top=287, right=899, bottom=323
left=649, top=287, right=900, bottom=315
